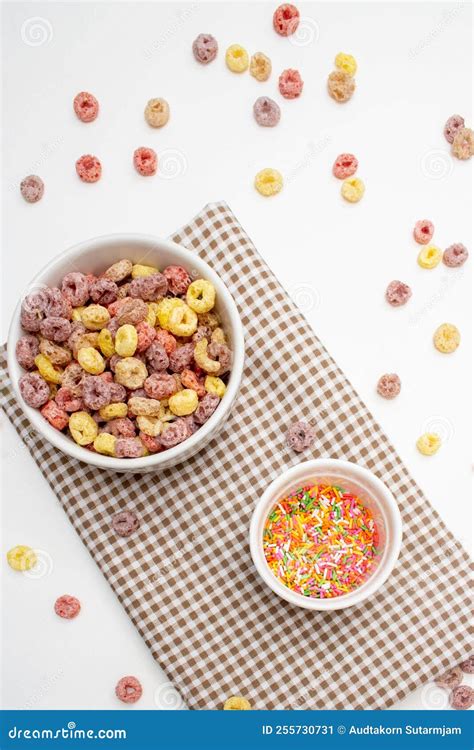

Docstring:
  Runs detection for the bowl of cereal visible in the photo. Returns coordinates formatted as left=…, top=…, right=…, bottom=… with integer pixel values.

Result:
left=7, top=234, right=245, bottom=472
left=250, top=459, right=402, bottom=611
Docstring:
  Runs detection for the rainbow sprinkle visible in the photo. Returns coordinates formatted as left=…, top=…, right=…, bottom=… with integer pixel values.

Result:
left=263, top=483, right=379, bottom=599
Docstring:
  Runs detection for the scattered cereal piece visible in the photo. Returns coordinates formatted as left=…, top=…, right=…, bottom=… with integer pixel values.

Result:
left=341, top=177, right=365, bottom=202
left=144, top=98, right=170, bottom=128
left=278, top=68, right=303, bottom=99
left=112, top=510, right=140, bottom=537
left=224, top=696, right=252, bottom=710
left=192, top=33, right=218, bottom=64
left=460, top=655, right=474, bottom=674
left=7, top=545, right=37, bottom=572
left=416, top=432, right=441, bottom=456
left=335, top=52, right=357, bottom=77
left=20, top=175, right=44, bottom=203
left=452, top=127, right=474, bottom=160
left=433, top=323, right=460, bottom=353
left=253, top=96, right=281, bottom=127
left=444, top=114, right=465, bottom=144
left=169, top=388, right=199, bottom=416
left=73, top=91, right=99, bottom=123
left=328, top=70, right=355, bottom=103
left=76, top=154, right=102, bottom=183
left=19, top=372, right=50, bottom=408
left=376, top=373, right=401, bottom=399
left=443, top=243, right=469, bottom=268
left=286, top=420, right=316, bottom=453
left=254, top=168, right=283, bottom=197
left=54, top=594, right=81, bottom=619
left=385, top=280, right=412, bottom=307
left=450, top=685, right=474, bottom=710
left=225, top=44, right=249, bottom=73
left=115, top=676, right=143, bottom=704
left=69, top=411, right=99, bottom=446
left=250, top=52, right=272, bottom=81
left=435, top=667, right=463, bottom=689
left=417, top=245, right=442, bottom=269
left=413, top=219, right=434, bottom=245
left=332, top=153, right=358, bottom=179
left=133, top=147, right=158, bottom=176
left=273, top=4, right=300, bottom=36
left=193, top=393, right=219, bottom=425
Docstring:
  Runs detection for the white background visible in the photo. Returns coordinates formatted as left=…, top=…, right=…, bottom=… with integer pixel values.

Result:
left=1, top=1, right=472, bottom=712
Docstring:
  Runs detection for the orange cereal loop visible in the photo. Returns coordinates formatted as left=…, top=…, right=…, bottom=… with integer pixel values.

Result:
left=223, top=696, right=252, bottom=710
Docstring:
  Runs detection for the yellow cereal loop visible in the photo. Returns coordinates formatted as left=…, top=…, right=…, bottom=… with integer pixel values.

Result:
left=186, top=280, right=216, bottom=314
left=433, top=323, right=460, bottom=354
left=115, top=324, right=138, bottom=357
left=341, top=177, right=365, bottom=202
left=223, top=696, right=251, bottom=710
left=7, top=545, right=37, bottom=572
left=69, top=411, right=98, bottom=446
left=169, top=389, right=199, bottom=416
left=131, top=263, right=159, bottom=279
left=167, top=304, right=198, bottom=337
left=417, top=245, right=442, bottom=269
left=99, top=403, right=128, bottom=420
left=72, top=306, right=85, bottom=322
left=205, top=376, right=226, bottom=398
left=93, top=433, right=117, bottom=456
left=211, top=327, right=226, bottom=345
left=226, top=44, right=249, bottom=73
left=335, top=52, right=357, bottom=77
left=98, top=328, right=115, bottom=357
left=416, top=433, right=441, bottom=456
left=250, top=51, right=272, bottom=82
left=73, top=333, right=100, bottom=353
left=128, top=396, right=162, bottom=416
left=34, top=354, right=63, bottom=384
left=156, top=297, right=186, bottom=330
left=146, top=304, right=157, bottom=327
left=77, top=346, right=105, bottom=374
left=194, top=339, right=220, bottom=374
left=254, top=168, right=283, bottom=197
left=137, top=415, right=162, bottom=437
left=114, top=357, right=148, bottom=389
left=81, top=304, right=110, bottom=331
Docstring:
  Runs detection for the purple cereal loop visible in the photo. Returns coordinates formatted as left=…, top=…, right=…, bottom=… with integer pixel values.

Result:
left=19, top=372, right=50, bottom=408
left=61, top=272, right=90, bottom=306
left=82, top=375, right=112, bottom=410
left=286, top=421, right=316, bottom=453
left=20, top=289, right=49, bottom=332
left=129, top=273, right=168, bottom=301
left=107, top=418, right=136, bottom=438
left=116, top=298, right=148, bottom=325
left=112, top=510, right=140, bottom=537
left=385, top=280, right=412, bottom=307
left=115, top=437, right=146, bottom=458
left=192, top=33, right=218, bottom=64
left=443, top=243, right=469, bottom=268
left=159, top=419, right=189, bottom=448
left=450, top=685, right=474, bottom=710
left=435, top=666, right=463, bottom=689
left=193, top=393, right=220, bottom=425
left=146, top=341, right=170, bottom=372
left=109, top=383, right=127, bottom=402
left=39, top=316, right=72, bottom=343
left=15, top=335, right=40, bottom=369
left=208, top=342, right=232, bottom=375
left=460, top=655, right=474, bottom=674
left=45, top=288, right=71, bottom=319
left=253, top=97, right=281, bottom=127
left=193, top=326, right=212, bottom=343
left=169, top=343, right=194, bottom=373
left=144, top=373, right=177, bottom=400
left=444, top=114, right=465, bottom=144
left=90, top=278, right=119, bottom=305
left=376, top=373, right=401, bottom=399
left=20, top=175, right=44, bottom=203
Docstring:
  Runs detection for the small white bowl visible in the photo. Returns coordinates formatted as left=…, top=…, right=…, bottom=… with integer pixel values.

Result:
left=7, top=233, right=245, bottom=473
left=250, top=459, right=402, bottom=611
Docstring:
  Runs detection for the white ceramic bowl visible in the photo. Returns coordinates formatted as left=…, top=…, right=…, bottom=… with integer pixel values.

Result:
left=250, top=459, right=402, bottom=611
left=7, top=233, right=245, bottom=473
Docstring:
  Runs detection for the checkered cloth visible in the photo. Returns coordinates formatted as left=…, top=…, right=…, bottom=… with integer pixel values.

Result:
left=1, top=202, right=471, bottom=710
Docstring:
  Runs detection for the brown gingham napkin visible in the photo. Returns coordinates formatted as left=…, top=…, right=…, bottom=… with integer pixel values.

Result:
left=1, top=202, right=471, bottom=710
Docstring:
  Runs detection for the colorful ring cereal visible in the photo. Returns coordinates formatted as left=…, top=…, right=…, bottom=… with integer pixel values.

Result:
left=376, top=373, right=401, bottom=399
left=460, top=655, right=474, bottom=674
left=186, top=280, right=216, bottom=314
left=253, top=96, right=281, bottom=127
left=20, top=175, right=44, bottom=203
left=285, top=420, right=316, bottom=453
left=278, top=69, right=303, bottom=99
left=332, top=153, right=358, bottom=179
left=450, top=686, right=474, bottom=710
left=7, top=545, right=37, bottom=572
left=75, top=154, right=102, bottom=183
left=452, top=127, right=474, bottom=160
left=435, top=667, right=463, bottom=689
left=54, top=594, right=81, bottom=619
left=115, top=324, right=138, bottom=357
left=73, top=91, right=99, bottom=123
left=443, top=243, right=469, bottom=268
left=413, top=219, right=434, bottom=245
left=416, top=432, right=441, bottom=456
left=163, top=265, right=191, bottom=295
left=328, top=70, right=355, bottom=103
left=385, top=280, right=412, bottom=307
left=225, top=44, right=249, bottom=73
left=273, top=4, right=300, bottom=36
left=254, top=168, right=283, bottom=197
left=19, top=372, right=50, bottom=407
left=417, top=245, right=442, bottom=269
left=144, top=98, right=170, bottom=128
left=115, top=676, right=143, bottom=704
left=169, top=389, right=199, bottom=416
left=16, top=335, right=40, bottom=370
left=133, top=147, right=158, bottom=176
left=444, top=114, right=465, bottom=144
left=223, top=697, right=251, bottom=710
left=192, top=33, right=218, bottom=64
left=433, top=323, right=460, bottom=353
left=193, top=393, right=219, bottom=424
left=250, top=52, right=272, bottom=82
left=69, top=411, right=98, bottom=446
left=341, top=177, right=365, bottom=203
left=112, top=510, right=140, bottom=537
left=335, top=52, right=357, bottom=77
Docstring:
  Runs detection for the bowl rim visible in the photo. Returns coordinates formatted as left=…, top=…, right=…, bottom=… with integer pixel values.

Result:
left=7, top=232, right=245, bottom=471
left=249, top=458, right=403, bottom=611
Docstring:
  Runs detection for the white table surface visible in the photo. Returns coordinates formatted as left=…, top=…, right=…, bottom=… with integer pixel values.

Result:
left=1, top=1, right=472, bottom=712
